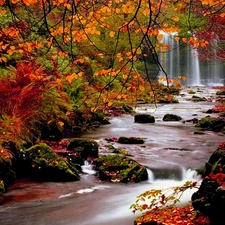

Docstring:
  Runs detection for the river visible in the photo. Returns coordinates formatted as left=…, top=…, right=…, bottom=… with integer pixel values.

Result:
left=0, top=86, right=224, bottom=225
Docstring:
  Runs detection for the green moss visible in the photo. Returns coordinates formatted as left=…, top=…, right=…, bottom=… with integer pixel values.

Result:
left=95, top=155, right=147, bottom=183
left=118, top=136, right=145, bottom=144
left=25, top=143, right=80, bottom=181
left=188, top=90, right=196, bottom=94
left=134, top=114, right=155, bottom=123
left=190, top=95, right=207, bottom=102
left=67, top=138, right=99, bottom=159
left=162, top=114, right=182, bottom=121
left=216, top=90, right=225, bottom=95
left=195, top=116, right=225, bottom=131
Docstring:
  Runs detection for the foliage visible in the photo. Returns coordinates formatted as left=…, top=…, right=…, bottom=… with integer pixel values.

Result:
left=130, top=180, right=210, bottom=225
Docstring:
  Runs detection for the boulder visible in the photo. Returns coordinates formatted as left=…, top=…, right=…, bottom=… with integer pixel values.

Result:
left=94, top=155, right=148, bottom=183
left=162, top=114, right=182, bottom=121
left=0, top=180, right=5, bottom=194
left=190, top=95, right=207, bottom=102
left=66, top=138, right=99, bottom=159
left=195, top=115, right=225, bottom=131
left=134, top=114, right=155, bottom=123
left=24, top=143, right=80, bottom=182
left=118, top=136, right=144, bottom=144
left=0, top=147, right=15, bottom=186
left=192, top=142, right=225, bottom=225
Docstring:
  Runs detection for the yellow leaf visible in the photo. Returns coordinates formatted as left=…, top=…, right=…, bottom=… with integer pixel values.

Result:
left=136, top=48, right=142, bottom=55
left=157, top=33, right=164, bottom=41
left=66, top=73, right=78, bottom=83
left=174, top=36, right=180, bottom=42
left=109, top=31, right=115, bottom=38
left=7, top=49, right=13, bottom=56
left=139, top=85, right=145, bottom=92
left=108, top=101, right=113, bottom=107
left=58, top=121, right=64, bottom=127
left=172, top=16, right=179, bottom=22
left=0, top=56, right=7, bottom=62
left=149, top=91, right=154, bottom=97
left=123, top=74, right=128, bottom=80
left=182, top=38, right=187, bottom=43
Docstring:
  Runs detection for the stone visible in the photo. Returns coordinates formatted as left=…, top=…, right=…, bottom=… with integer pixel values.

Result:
left=24, top=143, right=80, bottom=182
left=195, top=115, right=225, bottom=131
left=162, top=113, right=182, bottom=121
left=118, top=136, right=144, bottom=144
left=94, top=155, right=148, bottom=183
left=134, top=114, right=155, bottom=123
left=66, top=138, right=99, bottom=159
left=192, top=142, right=225, bottom=225
left=0, top=180, right=5, bottom=194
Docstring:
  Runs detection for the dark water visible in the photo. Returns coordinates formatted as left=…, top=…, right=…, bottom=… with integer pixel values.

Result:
left=0, top=86, right=224, bottom=225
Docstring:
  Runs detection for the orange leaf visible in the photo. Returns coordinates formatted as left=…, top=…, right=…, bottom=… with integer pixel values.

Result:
left=109, top=31, right=115, bottom=38
left=1, top=9, right=6, bottom=15
left=157, top=33, right=164, bottom=41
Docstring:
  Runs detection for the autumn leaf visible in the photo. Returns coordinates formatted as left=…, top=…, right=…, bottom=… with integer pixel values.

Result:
left=109, top=31, right=115, bottom=37
left=157, top=33, right=164, bottom=41
left=172, top=16, right=179, bottom=22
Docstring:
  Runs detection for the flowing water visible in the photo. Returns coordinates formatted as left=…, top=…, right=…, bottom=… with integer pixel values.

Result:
left=0, top=87, right=224, bottom=225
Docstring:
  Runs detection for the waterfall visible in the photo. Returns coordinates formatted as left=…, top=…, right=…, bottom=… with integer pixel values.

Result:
left=158, top=31, right=225, bottom=86
left=81, top=160, right=96, bottom=175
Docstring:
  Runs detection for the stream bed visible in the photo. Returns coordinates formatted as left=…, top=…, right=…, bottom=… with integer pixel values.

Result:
left=0, top=86, right=224, bottom=225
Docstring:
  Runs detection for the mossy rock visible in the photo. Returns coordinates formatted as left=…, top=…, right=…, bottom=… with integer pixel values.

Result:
left=192, top=143, right=225, bottom=224
left=162, top=114, right=182, bottom=121
left=0, top=180, right=5, bottom=194
left=94, top=155, right=148, bottom=183
left=195, top=116, right=225, bottom=131
left=66, top=138, right=99, bottom=159
left=190, top=95, right=207, bottom=102
left=24, top=143, right=80, bottom=182
left=188, top=90, right=196, bottom=94
left=0, top=148, right=15, bottom=186
left=118, top=136, right=144, bottom=144
left=134, top=114, right=155, bottom=123
left=216, top=90, right=225, bottom=95
left=122, top=104, right=134, bottom=113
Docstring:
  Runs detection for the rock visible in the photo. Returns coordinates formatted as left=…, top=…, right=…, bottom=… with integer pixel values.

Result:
left=134, top=114, right=155, bottom=123
left=162, top=114, right=182, bottom=121
left=0, top=180, right=5, bottom=194
left=118, top=136, right=144, bottom=144
left=190, top=95, right=207, bottom=102
left=94, top=155, right=148, bottom=183
left=24, top=143, right=80, bottom=182
left=216, top=90, right=225, bottom=95
left=66, top=138, right=99, bottom=159
left=192, top=142, right=225, bottom=225
left=195, top=115, right=225, bottom=131
left=0, top=146, right=15, bottom=186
